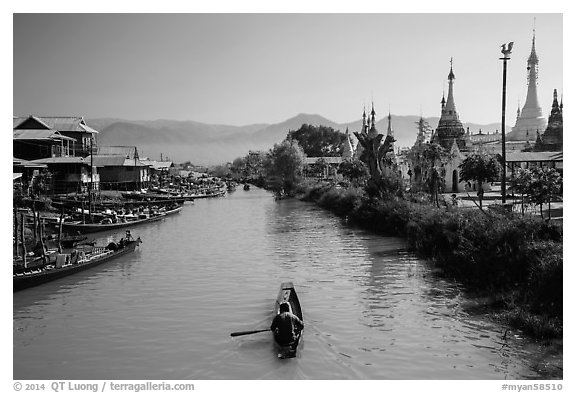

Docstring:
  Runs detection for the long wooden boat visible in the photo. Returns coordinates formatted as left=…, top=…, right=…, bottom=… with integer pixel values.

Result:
left=52, top=197, right=187, bottom=208
left=273, top=282, right=304, bottom=359
left=13, top=233, right=141, bottom=291
left=121, top=191, right=189, bottom=203
left=61, top=205, right=182, bottom=234
left=187, top=188, right=227, bottom=199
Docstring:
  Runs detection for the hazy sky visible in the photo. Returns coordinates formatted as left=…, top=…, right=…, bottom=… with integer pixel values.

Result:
left=13, top=12, right=563, bottom=127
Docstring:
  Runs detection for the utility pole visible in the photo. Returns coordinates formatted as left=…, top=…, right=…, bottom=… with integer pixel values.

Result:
left=500, top=42, right=513, bottom=204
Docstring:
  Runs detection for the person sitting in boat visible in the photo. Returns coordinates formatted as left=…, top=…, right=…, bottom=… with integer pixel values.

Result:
left=270, top=302, right=304, bottom=346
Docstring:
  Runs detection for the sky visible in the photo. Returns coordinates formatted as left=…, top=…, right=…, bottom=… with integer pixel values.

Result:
left=12, top=10, right=564, bottom=128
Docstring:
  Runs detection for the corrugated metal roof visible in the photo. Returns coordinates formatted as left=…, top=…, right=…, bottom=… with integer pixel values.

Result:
left=38, top=116, right=85, bottom=131
left=91, top=155, right=147, bottom=167
left=13, top=129, right=76, bottom=141
left=79, top=123, right=99, bottom=134
left=97, top=146, right=137, bottom=157
left=13, top=173, right=23, bottom=180
left=123, top=158, right=147, bottom=167
left=140, top=159, right=173, bottom=170
left=507, top=151, right=563, bottom=162
left=13, top=117, right=25, bottom=128
left=13, top=157, right=48, bottom=168
left=29, top=156, right=87, bottom=165
left=13, top=115, right=56, bottom=130
left=92, top=155, right=127, bottom=167
left=14, top=116, right=100, bottom=133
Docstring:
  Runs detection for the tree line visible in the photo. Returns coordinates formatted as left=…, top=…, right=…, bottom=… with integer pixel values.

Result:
left=210, top=121, right=562, bottom=219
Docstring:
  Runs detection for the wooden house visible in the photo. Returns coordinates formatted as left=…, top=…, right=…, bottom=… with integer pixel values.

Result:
left=14, top=115, right=99, bottom=157
left=92, top=155, right=150, bottom=191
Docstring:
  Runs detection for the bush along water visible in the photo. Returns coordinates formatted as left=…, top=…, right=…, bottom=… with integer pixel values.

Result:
left=296, top=181, right=562, bottom=340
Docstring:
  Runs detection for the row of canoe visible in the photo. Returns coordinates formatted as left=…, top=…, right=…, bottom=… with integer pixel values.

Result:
left=62, top=204, right=182, bottom=233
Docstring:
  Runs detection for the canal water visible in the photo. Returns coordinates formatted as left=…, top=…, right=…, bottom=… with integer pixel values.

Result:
left=13, top=187, right=561, bottom=380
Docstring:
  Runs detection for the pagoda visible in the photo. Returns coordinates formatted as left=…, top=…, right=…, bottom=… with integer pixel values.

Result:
left=508, top=27, right=547, bottom=141
left=342, top=127, right=354, bottom=159
left=432, top=59, right=467, bottom=150
left=533, top=89, right=563, bottom=152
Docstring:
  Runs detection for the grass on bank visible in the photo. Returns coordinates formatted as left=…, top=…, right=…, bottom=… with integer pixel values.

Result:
left=295, top=179, right=563, bottom=340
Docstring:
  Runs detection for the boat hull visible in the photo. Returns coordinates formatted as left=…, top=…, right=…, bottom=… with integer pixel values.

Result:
left=121, top=192, right=189, bottom=203
left=273, top=282, right=303, bottom=359
left=13, top=241, right=139, bottom=291
left=62, top=207, right=181, bottom=233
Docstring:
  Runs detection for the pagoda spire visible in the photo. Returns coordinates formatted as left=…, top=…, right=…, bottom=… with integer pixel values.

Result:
left=368, top=102, right=378, bottom=138
left=387, top=110, right=395, bottom=154
left=528, top=19, right=539, bottom=68
left=552, top=89, right=559, bottom=108
left=443, top=58, right=458, bottom=119
left=548, top=89, right=562, bottom=121
left=387, top=110, right=393, bottom=137
left=510, top=23, right=546, bottom=141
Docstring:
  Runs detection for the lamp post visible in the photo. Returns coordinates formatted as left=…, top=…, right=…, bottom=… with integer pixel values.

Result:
left=499, top=42, right=513, bottom=204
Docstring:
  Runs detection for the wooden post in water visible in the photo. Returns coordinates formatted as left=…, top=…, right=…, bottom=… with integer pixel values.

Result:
left=20, top=213, right=27, bottom=268
left=36, top=211, right=40, bottom=240
left=32, top=202, right=37, bottom=242
left=39, top=216, right=46, bottom=265
left=58, top=208, right=64, bottom=253
left=14, top=208, right=20, bottom=258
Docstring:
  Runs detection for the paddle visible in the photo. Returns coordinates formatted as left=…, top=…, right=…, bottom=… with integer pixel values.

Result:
left=230, top=328, right=270, bottom=337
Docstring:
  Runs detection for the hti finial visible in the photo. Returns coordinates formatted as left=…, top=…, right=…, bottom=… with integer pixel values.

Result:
left=448, top=58, right=455, bottom=80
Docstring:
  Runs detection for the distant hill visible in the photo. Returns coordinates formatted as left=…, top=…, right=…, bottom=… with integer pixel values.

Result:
left=89, top=114, right=510, bottom=165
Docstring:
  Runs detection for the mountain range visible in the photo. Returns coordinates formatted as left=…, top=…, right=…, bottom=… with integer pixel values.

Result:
left=90, top=114, right=509, bottom=166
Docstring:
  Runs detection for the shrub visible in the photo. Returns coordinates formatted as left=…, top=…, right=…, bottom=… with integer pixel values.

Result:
left=317, top=187, right=365, bottom=217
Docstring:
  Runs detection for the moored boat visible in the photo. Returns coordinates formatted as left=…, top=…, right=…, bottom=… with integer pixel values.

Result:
left=273, top=282, right=303, bottom=359
left=13, top=231, right=141, bottom=291
left=52, top=197, right=185, bottom=208
left=61, top=205, right=182, bottom=233
left=121, top=191, right=188, bottom=203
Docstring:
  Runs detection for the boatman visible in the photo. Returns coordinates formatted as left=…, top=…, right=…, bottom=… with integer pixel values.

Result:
left=270, top=302, right=304, bottom=346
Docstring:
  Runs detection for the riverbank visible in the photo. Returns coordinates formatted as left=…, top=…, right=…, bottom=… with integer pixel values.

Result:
left=295, top=180, right=563, bottom=341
